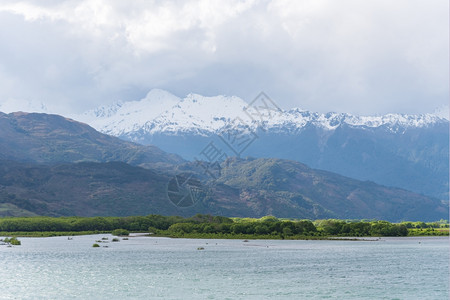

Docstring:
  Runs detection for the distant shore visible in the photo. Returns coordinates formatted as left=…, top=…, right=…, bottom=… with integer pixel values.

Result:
left=0, top=215, right=448, bottom=239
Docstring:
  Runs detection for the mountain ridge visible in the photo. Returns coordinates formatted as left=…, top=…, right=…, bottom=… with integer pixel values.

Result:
left=75, top=89, right=448, bottom=137
left=0, top=111, right=184, bottom=167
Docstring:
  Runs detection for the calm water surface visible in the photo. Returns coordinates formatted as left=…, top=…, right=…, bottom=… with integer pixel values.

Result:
left=0, top=235, right=448, bottom=299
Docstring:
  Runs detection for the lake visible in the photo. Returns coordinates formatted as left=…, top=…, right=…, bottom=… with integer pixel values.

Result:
left=0, top=235, right=448, bottom=299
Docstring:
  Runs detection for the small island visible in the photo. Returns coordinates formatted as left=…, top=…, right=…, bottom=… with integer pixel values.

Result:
left=0, top=237, right=21, bottom=246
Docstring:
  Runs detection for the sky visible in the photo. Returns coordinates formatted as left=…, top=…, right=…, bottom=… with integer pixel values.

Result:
left=0, top=0, right=448, bottom=116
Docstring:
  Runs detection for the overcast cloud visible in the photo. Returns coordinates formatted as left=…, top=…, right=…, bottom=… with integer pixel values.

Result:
left=0, top=0, right=448, bottom=115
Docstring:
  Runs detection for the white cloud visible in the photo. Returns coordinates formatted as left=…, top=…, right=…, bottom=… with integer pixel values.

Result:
left=0, top=0, right=447, bottom=115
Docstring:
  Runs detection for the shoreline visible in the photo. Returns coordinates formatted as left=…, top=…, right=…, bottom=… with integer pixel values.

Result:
left=1, top=231, right=448, bottom=240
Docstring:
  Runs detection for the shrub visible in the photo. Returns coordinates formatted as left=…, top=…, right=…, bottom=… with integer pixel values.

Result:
left=282, top=227, right=293, bottom=236
left=112, top=229, right=130, bottom=236
left=92, top=243, right=100, bottom=248
left=148, top=226, right=159, bottom=234
left=3, top=237, right=21, bottom=245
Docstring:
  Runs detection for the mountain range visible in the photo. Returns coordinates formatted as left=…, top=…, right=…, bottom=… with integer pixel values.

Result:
left=0, top=110, right=447, bottom=221
left=74, top=89, right=449, bottom=200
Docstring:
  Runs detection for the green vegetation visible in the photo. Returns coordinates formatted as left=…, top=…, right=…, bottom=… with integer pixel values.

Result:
left=1, top=237, right=21, bottom=245
left=112, top=238, right=120, bottom=242
left=407, top=228, right=449, bottom=236
left=0, top=230, right=107, bottom=237
left=0, top=215, right=185, bottom=232
left=92, top=243, right=100, bottom=248
left=314, top=219, right=409, bottom=237
left=0, top=215, right=447, bottom=239
left=161, top=217, right=418, bottom=239
left=111, top=229, right=130, bottom=236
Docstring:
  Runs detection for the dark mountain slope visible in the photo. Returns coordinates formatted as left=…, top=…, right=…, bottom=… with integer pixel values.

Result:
left=140, top=121, right=449, bottom=200
left=0, top=160, right=178, bottom=217
left=214, top=158, right=447, bottom=221
left=0, top=159, right=446, bottom=222
left=0, top=112, right=183, bottom=166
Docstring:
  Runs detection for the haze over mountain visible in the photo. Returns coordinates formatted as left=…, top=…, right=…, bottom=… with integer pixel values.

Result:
left=74, top=89, right=449, bottom=200
left=0, top=110, right=447, bottom=221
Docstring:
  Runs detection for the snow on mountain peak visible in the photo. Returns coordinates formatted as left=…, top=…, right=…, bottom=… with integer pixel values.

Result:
left=89, top=101, right=124, bottom=118
left=72, top=89, right=448, bottom=138
left=141, top=93, right=251, bottom=135
left=143, top=89, right=181, bottom=106
left=341, top=113, right=445, bottom=133
left=433, top=105, right=449, bottom=121
left=75, top=89, right=182, bottom=135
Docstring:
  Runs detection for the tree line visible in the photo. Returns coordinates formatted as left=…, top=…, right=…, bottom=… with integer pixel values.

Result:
left=1, top=214, right=444, bottom=237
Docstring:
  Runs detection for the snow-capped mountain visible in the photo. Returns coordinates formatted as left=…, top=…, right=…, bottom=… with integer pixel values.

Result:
left=76, top=89, right=447, bottom=137
left=73, top=89, right=449, bottom=201
left=76, top=89, right=252, bottom=136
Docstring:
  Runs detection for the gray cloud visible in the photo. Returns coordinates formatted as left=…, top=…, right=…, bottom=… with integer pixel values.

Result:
left=0, top=0, right=447, bottom=115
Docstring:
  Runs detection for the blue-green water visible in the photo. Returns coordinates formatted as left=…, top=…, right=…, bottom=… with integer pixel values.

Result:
left=0, top=235, right=448, bottom=299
